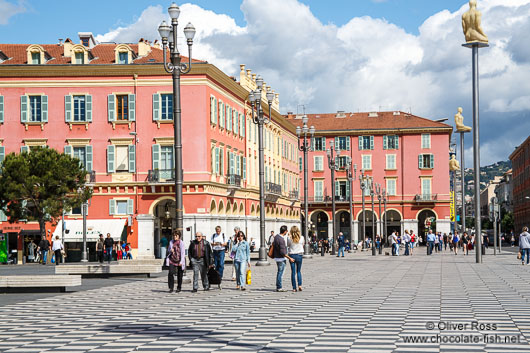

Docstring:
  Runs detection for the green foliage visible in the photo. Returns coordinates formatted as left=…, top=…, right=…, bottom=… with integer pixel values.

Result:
left=0, top=147, right=92, bottom=236
left=501, top=212, right=514, bottom=232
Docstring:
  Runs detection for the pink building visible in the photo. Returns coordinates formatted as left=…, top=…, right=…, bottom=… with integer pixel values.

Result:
left=0, top=34, right=300, bottom=262
left=287, top=111, right=452, bottom=243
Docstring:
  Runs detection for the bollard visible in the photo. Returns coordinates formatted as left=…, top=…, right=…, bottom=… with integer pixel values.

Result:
left=321, top=245, right=325, bottom=256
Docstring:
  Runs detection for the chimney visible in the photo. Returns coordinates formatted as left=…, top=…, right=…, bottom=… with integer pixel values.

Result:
left=368, top=112, right=378, bottom=117
left=58, top=38, right=63, bottom=46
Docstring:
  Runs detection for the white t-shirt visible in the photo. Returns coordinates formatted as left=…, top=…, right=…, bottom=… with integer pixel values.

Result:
left=391, top=233, right=397, bottom=245
left=52, top=240, right=63, bottom=251
left=211, top=233, right=226, bottom=251
left=288, top=236, right=305, bottom=255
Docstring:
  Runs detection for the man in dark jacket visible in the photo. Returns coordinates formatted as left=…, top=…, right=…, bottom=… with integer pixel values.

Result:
left=104, top=233, right=114, bottom=264
left=188, top=232, right=213, bottom=292
left=37, top=237, right=50, bottom=265
left=272, top=225, right=294, bottom=292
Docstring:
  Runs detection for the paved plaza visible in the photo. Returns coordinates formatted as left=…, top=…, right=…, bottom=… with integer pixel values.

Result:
left=1, top=248, right=530, bottom=353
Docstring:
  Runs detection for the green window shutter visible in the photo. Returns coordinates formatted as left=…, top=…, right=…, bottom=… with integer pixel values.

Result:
left=383, top=136, right=387, bottom=150
left=241, top=114, right=245, bottom=137
left=0, top=95, right=4, bottom=123
left=153, top=93, right=160, bottom=121
left=65, top=95, right=72, bottom=122
left=219, top=147, right=224, bottom=176
left=21, top=95, right=28, bottom=123
left=243, top=157, right=246, bottom=179
left=41, top=95, right=48, bottom=122
left=0, top=146, right=5, bottom=168
left=236, top=155, right=241, bottom=175
left=0, top=208, right=7, bottom=222
left=430, top=154, right=434, bottom=169
left=335, top=137, right=339, bottom=150
left=152, top=144, right=160, bottom=170
left=128, top=145, right=136, bottom=172
left=229, top=152, right=234, bottom=174
left=109, top=199, right=116, bottom=215
left=335, top=180, right=340, bottom=196
left=64, top=145, right=73, bottom=156
left=227, top=107, right=232, bottom=131
left=127, top=199, right=134, bottom=215
left=310, top=138, right=315, bottom=151
left=395, top=136, right=399, bottom=150
left=108, top=94, right=115, bottom=122
left=214, top=147, right=219, bottom=174
left=20, top=146, right=29, bottom=153
left=346, top=137, right=350, bottom=151
left=358, top=136, right=363, bottom=150
left=128, top=94, right=135, bottom=121
left=85, top=145, right=93, bottom=172
left=346, top=180, right=351, bottom=197
left=219, top=101, right=224, bottom=128
left=214, top=98, right=218, bottom=124
left=418, top=154, right=423, bottom=169
left=370, top=136, right=374, bottom=150
left=211, top=147, right=215, bottom=173
left=86, top=95, right=93, bottom=122
left=107, top=145, right=115, bottom=173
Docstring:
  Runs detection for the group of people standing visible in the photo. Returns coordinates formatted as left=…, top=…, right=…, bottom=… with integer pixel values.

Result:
left=95, top=233, right=132, bottom=263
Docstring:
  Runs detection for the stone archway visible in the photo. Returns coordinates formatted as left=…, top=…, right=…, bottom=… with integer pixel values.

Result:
left=418, top=209, right=437, bottom=242
left=337, top=210, right=351, bottom=242
left=310, top=211, right=329, bottom=240
left=383, top=209, right=402, bottom=239
left=357, top=209, right=377, bottom=241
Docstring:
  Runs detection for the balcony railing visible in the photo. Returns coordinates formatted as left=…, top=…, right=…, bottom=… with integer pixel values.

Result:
left=289, top=190, right=299, bottom=200
left=227, top=174, right=242, bottom=188
left=415, top=194, right=438, bottom=202
left=308, top=194, right=351, bottom=204
left=148, top=169, right=175, bottom=183
left=265, top=182, right=282, bottom=195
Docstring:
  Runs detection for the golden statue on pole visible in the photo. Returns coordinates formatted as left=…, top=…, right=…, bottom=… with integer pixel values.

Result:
left=462, top=0, right=489, bottom=43
left=449, top=154, right=461, bottom=172
left=454, top=107, right=472, bottom=133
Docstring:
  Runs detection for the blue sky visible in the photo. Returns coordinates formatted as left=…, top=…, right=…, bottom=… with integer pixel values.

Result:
left=1, top=0, right=466, bottom=43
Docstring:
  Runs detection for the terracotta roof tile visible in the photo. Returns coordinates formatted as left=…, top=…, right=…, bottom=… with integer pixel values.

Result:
left=285, top=111, right=452, bottom=133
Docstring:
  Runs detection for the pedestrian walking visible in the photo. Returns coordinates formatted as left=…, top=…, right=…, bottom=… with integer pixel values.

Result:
left=410, top=231, right=416, bottom=255
left=288, top=226, right=304, bottom=292
left=104, top=233, right=114, bottom=263
left=188, top=232, right=213, bottom=292
left=443, top=233, right=449, bottom=251
left=272, top=225, right=294, bottom=292
left=168, top=231, right=186, bottom=293
left=52, top=235, right=63, bottom=266
left=519, top=226, right=530, bottom=265
left=426, top=230, right=435, bottom=255
left=391, top=231, right=398, bottom=256
left=337, top=232, right=345, bottom=257
left=434, top=233, right=439, bottom=253
left=403, top=230, right=411, bottom=256
left=159, top=236, right=168, bottom=260
left=210, top=226, right=228, bottom=281
left=229, top=230, right=238, bottom=281
left=96, top=234, right=104, bottom=263
left=511, top=233, right=515, bottom=247
left=452, top=232, right=460, bottom=255
left=231, top=231, right=250, bottom=290
left=462, top=232, right=469, bottom=255
left=267, top=231, right=275, bottom=249
left=37, top=236, right=50, bottom=265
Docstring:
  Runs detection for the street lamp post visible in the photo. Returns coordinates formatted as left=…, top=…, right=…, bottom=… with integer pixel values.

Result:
left=376, top=183, right=382, bottom=254
left=249, top=81, right=275, bottom=266
left=81, top=201, right=88, bottom=262
left=383, top=188, right=387, bottom=246
left=296, top=117, right=315, bottom=259
left=158, top=3, right=196, bottom=236
left=326, top=142, right=341, bottom=255
left=490, top=196, right=499, bottom=256
left=360, top=170, right=367, bottom=249
left=370, top=179, right=376, bottom=256
left=346, top=159, right=357, bottom=246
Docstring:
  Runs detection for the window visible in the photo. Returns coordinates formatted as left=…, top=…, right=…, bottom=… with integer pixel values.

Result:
left=108, top=144, right=135, bottom=173
left=75, top=52, right=84, bottom=64
left=359, top=136, right=374, bottom=150
left=313, top=137, right=326, bottom=151
left=209, top=96, right=217, bottom=125
left=109, top=199, right=133, bottom=215
left=336, top=156, right=348, bottom=169
left=384, top=135, right=399, bottom=150
left=31, top=52, right=40, bottom=65
left=73, top=147, right=86, bottom=168
left=219, top=101, right=224, bottom=128
left=29, top=96, right=42, bottom=122
left=386, top=154, right=396, bottom=169
left=65, top=145, right=93, bottom=172
left=335, top=136, right=350, bottom=151
left=65, top=95, right=92, bottom=123
left=118, top=52, right=128, bottom=64
left=161, top=94, right=173, bottom=120
left=115, top=146, right=129, bottom=172
left=226, top=106, right=232, bottom=132
left=386, top=179, right=397, bottom=196
left=0, top=95, right=4, bottom=124
left=314, top=180, right=323, bottom=201
left=421, top=178, right=432, bottom=197
left=73, top=96, right=86, bottom=122
left=335, top=180, right=350, bottom=200
left=314, top=156, right=324, bottom=171
left=116, top=95, right=128, bottom=120
left=362, top=155, right=372, bottom=170
left=299, top=157, right=302, bottom=172
left=421, top=133, right=431, bottom=149
left=81, top=38, right=90, bottom=47
left=418, top=154, right=434, bottom=169
left=160, top=146, right=174, bottom=179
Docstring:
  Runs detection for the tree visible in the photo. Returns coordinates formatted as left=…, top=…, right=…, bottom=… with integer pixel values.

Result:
left=0, top=147, right=92, bottom=240
left=501, top=211, right=514, bottom=233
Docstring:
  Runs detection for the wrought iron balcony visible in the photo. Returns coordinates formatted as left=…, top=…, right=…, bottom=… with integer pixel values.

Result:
left=148, top=169, right=175, bottom=183
left=265, top=182, right=282, bottom=195
left=289, top=190, right=299, bottom=200
left=227, top=174, right=242, bottom=188
left=308, top=194, right=350, bottom=204
left=415, top=194, right=438, bottom=203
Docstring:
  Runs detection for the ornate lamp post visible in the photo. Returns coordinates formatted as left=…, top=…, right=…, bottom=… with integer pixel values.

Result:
left=345, top=159, right=357, bottom=245
left=383, top=188, right=387, bottom=246
left=359, top=170, right=367, bottom=249
left=370, top=178, right=376, bottom=256
left=326, top=142, right=341, bottom=255
left=376, top=183, right=382, bottom=254
left=296, top=116, right=315, bottom=259
left=249, top=81, right=275, bottom=266
left=158, top=3, right=196, bottom=235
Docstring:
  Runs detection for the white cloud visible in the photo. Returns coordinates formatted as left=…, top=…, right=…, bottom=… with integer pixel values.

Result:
left=96, top=0, right=530, bottom=165
left=0, top=0, right=26, bottom=25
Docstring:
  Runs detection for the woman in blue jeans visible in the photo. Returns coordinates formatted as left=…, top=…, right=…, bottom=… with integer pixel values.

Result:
left=231, top=231, right=250, bottom=290
left=288, top=226, right=304, bottom=292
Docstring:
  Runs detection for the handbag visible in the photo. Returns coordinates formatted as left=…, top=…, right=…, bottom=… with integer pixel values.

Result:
left=267, top=243, right=274, bottom=258
left=246, top=269, right=251, bottom=285
left=517, top=251, right=522, bottom=260
left=230, top=251, right=236, bottom=259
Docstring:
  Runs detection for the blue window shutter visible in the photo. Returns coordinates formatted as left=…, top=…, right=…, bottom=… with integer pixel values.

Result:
left=335, top=180, right=340, bottom=196
left=152, top=144, right=160, bottom=170
left=108, top=94, right=115, bottom=122
left=215, top=147, right=219, bottom=174
left=383, top=136, right=387, bottom=150
left=418, top=154, right=423, bottom=169
left=430, top=154, right=434, bottom=169
left=65, top=96, right=72, bottom=122
left=109, top=199, right=116, bottom=215
left=346, top=137, right=350, bottom=151
left=20, top=95, right=28, bottom=123
left=85, top=145, right=93, bottom=172
left=241, top=114, right=245, bottom=137
left=210, top=96, right=214, bottom=123
left=358, top=136, right=363, bottom=150
left=395, top=136, right=399, bottom=150
left=0, top=146, right=5, bottom=168
left=219, top=147, right=224, bottom=176
left=236, top=155, right=241, bottom=175
left=227, top=107, right=232, bottom=132
left=107, top=145, right=115, bottom=173
left=370, top=136, right=374, bottom=150
left=0, top=95, right=4, bottom=123
left=128, top=145, right=136, bottom=172
left=127, top=199, right=134, bottom=215
left=20, top=146, right=29, bottom=153
left=41, top=95, right=48, bottom=122
left=243, top=157, right=246, bottom=179
left=335, top=137, right=339, bottom=150
left=128, top=94, right=135, bottom=121
left=86, top=95, right=93, bottom=122
left=346, top=180, right=351, bottom=197
left=214, top=98, right=218, bottom=124
left=153, top=93, right=160, bottom=121
left=64, top=145, right=72, bottom=156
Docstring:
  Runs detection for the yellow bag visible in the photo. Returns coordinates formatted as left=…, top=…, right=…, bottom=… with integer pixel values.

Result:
left=246, top=269, right=251, bottom=285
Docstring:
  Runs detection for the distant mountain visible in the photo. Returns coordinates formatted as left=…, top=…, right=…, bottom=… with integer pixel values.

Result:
left=463, top=160, right=511, bottom=195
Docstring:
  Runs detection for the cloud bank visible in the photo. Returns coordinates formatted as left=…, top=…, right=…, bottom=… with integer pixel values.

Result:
left=96, top=0, right=530, bottom=165
left=0, top=0, right=26, bottom=25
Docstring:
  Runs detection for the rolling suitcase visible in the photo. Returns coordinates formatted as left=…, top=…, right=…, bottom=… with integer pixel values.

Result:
left=208, top=267, right=222, bottom=285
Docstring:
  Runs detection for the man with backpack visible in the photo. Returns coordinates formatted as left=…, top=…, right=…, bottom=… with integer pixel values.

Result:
left=211, top=226, right=227, bottom=280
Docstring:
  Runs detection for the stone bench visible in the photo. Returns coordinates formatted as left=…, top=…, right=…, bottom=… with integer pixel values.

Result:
left=54, top=264, right=162, bottom=278
left=0, top=275, right=82, bottom=293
